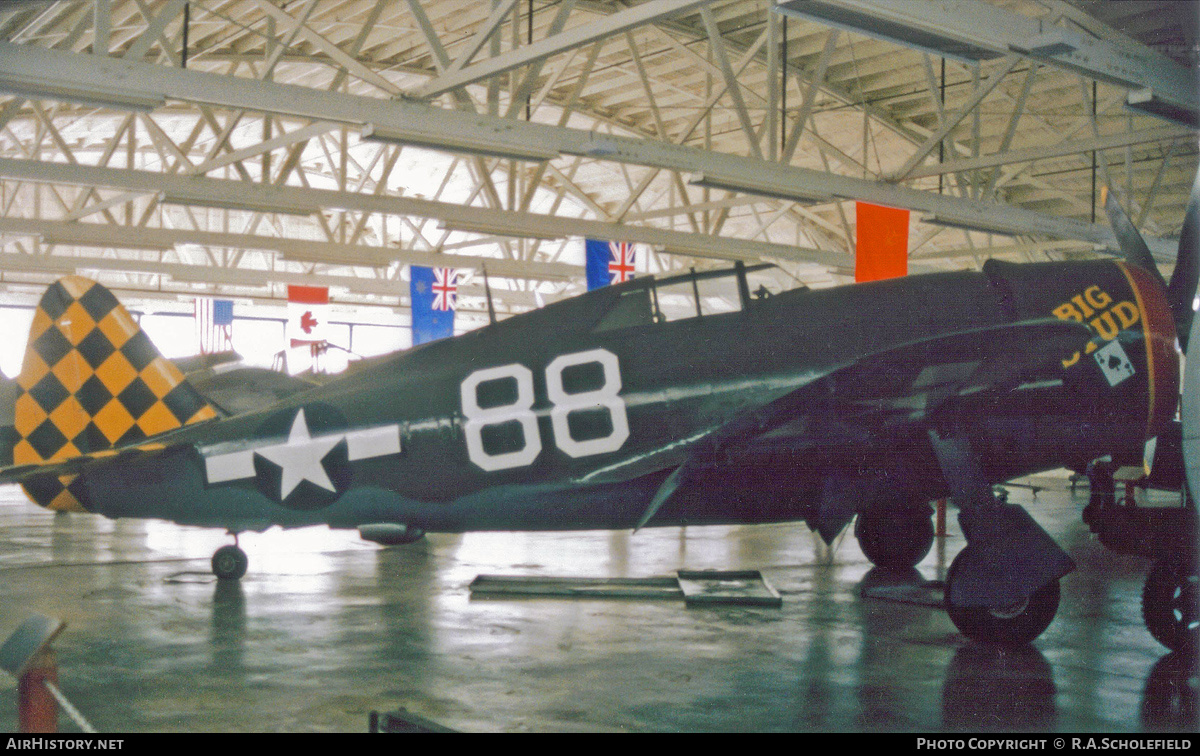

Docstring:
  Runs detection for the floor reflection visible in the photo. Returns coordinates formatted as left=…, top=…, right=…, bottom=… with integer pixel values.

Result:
left=942, top=645, right=1057, bottom=731
left=209, top=579, right=246, bottom=673
left=859, top=566, right=930, bottom=593
left=0, top=479, right=1192, bottom=732
left=1141, top=652, right=1199, bottom=731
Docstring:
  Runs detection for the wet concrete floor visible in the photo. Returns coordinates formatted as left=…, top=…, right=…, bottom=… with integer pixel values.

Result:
left=0, top=476, right=1194, bottom=733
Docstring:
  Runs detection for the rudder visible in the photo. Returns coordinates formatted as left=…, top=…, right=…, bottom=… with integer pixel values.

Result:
left=12, top=276, right=217, bottom=510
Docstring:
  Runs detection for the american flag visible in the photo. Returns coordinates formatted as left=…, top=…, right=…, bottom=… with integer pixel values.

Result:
left=608, top=241, right=636, bottom=284
left=432, top=268, right=458, bottom=311
left=195, top=298, right=233, bottom=354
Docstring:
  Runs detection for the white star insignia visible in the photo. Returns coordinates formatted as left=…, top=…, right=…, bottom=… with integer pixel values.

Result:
left=201, top=410, right=403, bottom=501
left=254, top=408, right=341, bottom=498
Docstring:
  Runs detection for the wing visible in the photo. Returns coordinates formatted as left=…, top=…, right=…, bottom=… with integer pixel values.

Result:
left=634, top=318, right=1094, bottom=530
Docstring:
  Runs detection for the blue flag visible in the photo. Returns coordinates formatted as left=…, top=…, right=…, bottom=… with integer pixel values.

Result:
left=410, top=266, right=457, bottom=345
left=586, top=239, right=637, bottom=290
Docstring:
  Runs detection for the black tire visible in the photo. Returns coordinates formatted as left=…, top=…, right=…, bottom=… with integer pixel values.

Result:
left=1142, top=554, right=1199, bottom=653
left=212, top=545, right=249, bottom=581
left=944, top=548, right=1060, bottom=645
left=854, top=507, right=936, bottom=569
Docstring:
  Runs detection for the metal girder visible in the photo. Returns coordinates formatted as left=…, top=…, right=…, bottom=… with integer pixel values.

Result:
left=890, top=55, right=1022, bottom=181
left=251, top=0, right=401, bottom=96
left=0, top=246, right=539, bottom=308
left=123, top=0, right=187, bottom=63
left=411, top=0, right=711, bottom=99
left=904, top=124, right=1195, bottom=180
left=699, top=5, right=761, bottom=160
left=0, top=41, right=1173, bottom=257
left=774, top=0, right=1199, bottom=125
left=0, top=157, right=835, bottom=266
left=0, top=217, right=581, bottom=282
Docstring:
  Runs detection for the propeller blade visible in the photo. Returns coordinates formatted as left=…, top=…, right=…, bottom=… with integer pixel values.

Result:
left=1102, top=185, right=1168, bottom=290
left=1166, top=168, right=1200, bottom=351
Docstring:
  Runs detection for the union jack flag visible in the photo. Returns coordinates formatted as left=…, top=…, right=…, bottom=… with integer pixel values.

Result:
left=431, top=268, right=458, bottom=311
left=608, top=241, right=636, bottom=284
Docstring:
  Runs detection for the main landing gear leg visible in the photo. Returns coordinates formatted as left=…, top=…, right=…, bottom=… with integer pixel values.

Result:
left=928, top=430, right=1075, bottom=645
left=212, top=533, right=249, bottom=581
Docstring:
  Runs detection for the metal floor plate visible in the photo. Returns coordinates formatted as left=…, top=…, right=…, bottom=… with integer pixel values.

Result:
left=469, top=569, right=783, bottom=607
left=469, top=575, right=683, bottom=600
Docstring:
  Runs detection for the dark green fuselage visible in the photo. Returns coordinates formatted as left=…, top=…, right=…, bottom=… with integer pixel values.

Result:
left=73, top=258, right=1177, bottom=535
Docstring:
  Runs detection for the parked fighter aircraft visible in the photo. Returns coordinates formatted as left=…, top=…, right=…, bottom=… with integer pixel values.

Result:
left=0, top=202, right=1192, bottom=644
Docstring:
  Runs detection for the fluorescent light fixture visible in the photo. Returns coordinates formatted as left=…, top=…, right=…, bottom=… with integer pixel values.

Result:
left=40, top=234, right=171, bottom=252
left=921, top=212, right=1024, bottom=237
left=437, top=219, right=564, bottom=242
left=165, top=266, right=255, bottom=285
left=1008, top=30, right=1077, bottom=58
left=774, top=1, right=1003, bottom=63
left=280, top=246, right=395, bottom=267
left=362, top=123, right=560, bottom=163
left=1126, top=89, right=1200, bottom=129
left=582, top=142, right=619, bottom=158
left=687, top=172, right=832, bottom=205
left=159, top=191, right=314, bottom=217
left=0, top=75, right=164, bottom=112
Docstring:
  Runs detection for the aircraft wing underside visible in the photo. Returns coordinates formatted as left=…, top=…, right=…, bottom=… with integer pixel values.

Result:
left=634, top=318, right=1094, bottom=531
left=680, top=318, right=1091, bottom=461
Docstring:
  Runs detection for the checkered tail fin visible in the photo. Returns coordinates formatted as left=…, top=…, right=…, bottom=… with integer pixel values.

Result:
left=12, top=276, right=217, bottom=510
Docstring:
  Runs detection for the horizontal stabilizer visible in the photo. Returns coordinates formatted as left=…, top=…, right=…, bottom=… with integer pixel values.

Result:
left=188, top=367, right=318, bottom=417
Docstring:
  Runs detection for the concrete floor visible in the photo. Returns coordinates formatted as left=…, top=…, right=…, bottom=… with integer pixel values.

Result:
left=0, top=476, right=1194, bottom=733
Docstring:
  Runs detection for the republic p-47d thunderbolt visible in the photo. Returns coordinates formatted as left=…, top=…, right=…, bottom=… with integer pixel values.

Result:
left=0, top=182, right=1195, bottom=646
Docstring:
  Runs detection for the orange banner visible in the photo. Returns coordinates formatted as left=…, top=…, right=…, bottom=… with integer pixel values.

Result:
left=855, top=202, right=910, bottom=282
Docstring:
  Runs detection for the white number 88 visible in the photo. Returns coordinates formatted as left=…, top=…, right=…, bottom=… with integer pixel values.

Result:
left=460, top=349, right=629, bottom=471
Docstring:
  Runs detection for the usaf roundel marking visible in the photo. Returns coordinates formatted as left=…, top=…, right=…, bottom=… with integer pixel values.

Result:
left=202, top=404, right=401, bottom=510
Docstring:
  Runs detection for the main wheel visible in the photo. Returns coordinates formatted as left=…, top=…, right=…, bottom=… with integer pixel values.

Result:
left=854, top=506, right=935, bottom=569
left=212, top=544, right=249, bottom=581
left=1142, top=554, right=1199, bottom=653
left=944, top=547, right=1060, bottom=645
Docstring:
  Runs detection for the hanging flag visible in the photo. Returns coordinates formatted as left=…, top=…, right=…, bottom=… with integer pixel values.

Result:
left=431, top=267, right=458, bottom=312
left=194, top=298, right=234, bottom=354
left=586, top=239, right=638, bottom=290
left=855, top=202, right=909, bottom=282
left=411, top=266, right=457, bottom=345
left=287, top=284, right=330, bottom=347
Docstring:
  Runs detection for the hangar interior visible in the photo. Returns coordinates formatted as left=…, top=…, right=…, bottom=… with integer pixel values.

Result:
left=0, top=0, right=1196, bottom=733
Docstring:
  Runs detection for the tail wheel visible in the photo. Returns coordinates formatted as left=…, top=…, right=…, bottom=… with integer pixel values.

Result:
left=944, top=547, right=1060, bottom=645
left=1142, top=554, right=1199, bottom=653
left=212, top=545, right=249, bottom=581
left=854, top=505, right=935, bottom=569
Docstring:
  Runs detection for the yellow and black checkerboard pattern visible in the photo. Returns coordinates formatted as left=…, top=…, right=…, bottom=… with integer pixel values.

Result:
left=13, top=276, right=217, bottom=511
